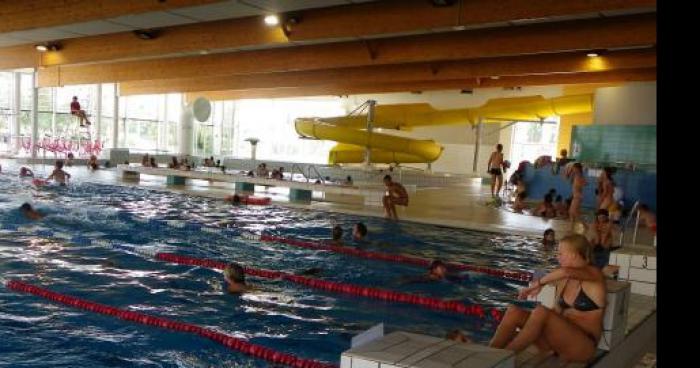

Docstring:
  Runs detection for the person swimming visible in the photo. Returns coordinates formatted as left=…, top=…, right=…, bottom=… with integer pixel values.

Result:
left=352, top=222, right=367, bottom=242
left=332, top=225, right=343, bottom=243
left=225, top=194, right=242, bottom=205
left=20, top=202, right=44, bottom=220
left=47, top=160, right=71, bottom=186
left=543, top=228, right=556, bottom=248
left=19, top=167, right=34, bottom=177
left=223, top=263, right=252, bottom=294
left=447, top=329, right=471, bottom=343
left=401, top=259, right=466, bottom=284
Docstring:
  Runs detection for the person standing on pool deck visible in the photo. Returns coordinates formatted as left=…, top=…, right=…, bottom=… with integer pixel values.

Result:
left=47, top=160, right=71, bottom=186
left=569, top=163, right=586, bottom=227
left=490, top=234, right=606, bottom=363
left=487, top=144, right=505, bottom=197
left=382, top=175, right=408, bottom=220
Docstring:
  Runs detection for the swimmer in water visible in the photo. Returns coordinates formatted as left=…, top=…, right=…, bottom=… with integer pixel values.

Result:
left=352, top=222, right=368, bottom=242
left=447, top=329, right=472, bottom=343
left=20, top=202, right=44, bottom=220
left=224, top=194, right=242, bottom=205
left=331, top=225, right=343, bottom=244
left=19, top=167, right=34, bottom=177
left=542, top=228, right=556, bottom=248
left=223, top=263, right=253, bottom=294
left=47, top=160, right=71, bottom=186
left=401, top=259, right=465, bottom=284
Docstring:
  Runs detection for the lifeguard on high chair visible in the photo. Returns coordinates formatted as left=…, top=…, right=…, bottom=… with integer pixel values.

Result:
left=70, top=96, right=91, bottom=127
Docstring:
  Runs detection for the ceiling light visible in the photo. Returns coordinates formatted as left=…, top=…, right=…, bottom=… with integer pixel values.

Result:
left=133, top=29, right=160, bottom=40
left=35, top=42, right=61, bottom=52
left=490, top=76, right=500, bottom=80
left=587, top=52, right=599, bottom=58
left=264, top=15, right=280, bottom=26
left=431, top=0, right=457, bottom=6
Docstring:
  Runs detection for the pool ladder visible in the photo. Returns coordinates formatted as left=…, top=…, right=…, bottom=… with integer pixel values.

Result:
left=618, top=200, right=641, bottom=247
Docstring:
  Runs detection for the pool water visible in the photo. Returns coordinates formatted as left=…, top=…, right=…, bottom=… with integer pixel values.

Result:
left=0, top=163, right=556, bottom=367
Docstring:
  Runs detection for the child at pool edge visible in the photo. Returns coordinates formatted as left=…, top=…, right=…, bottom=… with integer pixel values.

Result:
left=47, top=160, right=71, bottom=186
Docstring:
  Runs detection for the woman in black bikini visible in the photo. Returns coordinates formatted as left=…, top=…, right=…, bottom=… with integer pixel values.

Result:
left=489, top=234, right=606, bottom=362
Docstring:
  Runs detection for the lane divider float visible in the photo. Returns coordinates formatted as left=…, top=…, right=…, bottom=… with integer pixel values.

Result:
left=5, top=280, right=336, bottom=368
left=247, top=234, right=533, bottom=282
left=154, top=252, right=504, bottom=322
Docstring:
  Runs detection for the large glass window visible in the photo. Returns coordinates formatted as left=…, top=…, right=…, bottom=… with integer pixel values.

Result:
left=231, top=98, right=343, bottom=163
left=0, top=72, right=13, bottom=152
left=509, top=118, right=560, bottom=166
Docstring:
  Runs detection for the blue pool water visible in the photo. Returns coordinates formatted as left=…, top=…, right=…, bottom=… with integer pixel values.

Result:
left=0, top=164, right=555, bottom=367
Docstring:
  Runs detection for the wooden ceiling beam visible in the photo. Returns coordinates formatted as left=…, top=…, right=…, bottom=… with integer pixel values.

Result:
left=184, top=68, right=656, bottom=101
left=39, top=14, right=656, bottom=86
left=119, top=48, right=656, bottom=95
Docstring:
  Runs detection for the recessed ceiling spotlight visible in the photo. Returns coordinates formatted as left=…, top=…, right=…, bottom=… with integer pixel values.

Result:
left=35, top=42, right=61, bottom=52
left=587, top=52, right=599, bottom=58
left=431, top=0, right=457, bottom=7
left=133, top=29, right=160, bottom=40
left=264, top=14, right=280, bottom=26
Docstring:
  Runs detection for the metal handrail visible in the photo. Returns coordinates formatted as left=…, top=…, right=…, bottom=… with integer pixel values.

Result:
left=291, top=163, right=307, bottom=182
left=618, top=200, right=641, bottom=247
left=307, top=165, right=325, bottom=183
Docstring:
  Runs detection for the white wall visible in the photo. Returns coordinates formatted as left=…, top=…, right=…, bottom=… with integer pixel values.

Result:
left=594, top=82, right=656, bottom=125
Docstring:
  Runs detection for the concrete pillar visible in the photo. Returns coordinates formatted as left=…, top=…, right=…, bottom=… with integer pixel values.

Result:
left=30, top=72, right=39, bottom=159
left=364, top=100, right=376, bottom=167
left=472, top=118, right=483, bottom=173
left=95, top=84, right=102, bottom=142
left=112, top=84, right=119, bottom=148
left=51, top=87, right=57, bottom=136
left=178, top=95, right=194, bottom=156
left=10, top=72, right=20, bottom=154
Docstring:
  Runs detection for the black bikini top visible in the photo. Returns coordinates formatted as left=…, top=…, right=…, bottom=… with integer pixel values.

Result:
left=558, top=279, right=601, bottom=312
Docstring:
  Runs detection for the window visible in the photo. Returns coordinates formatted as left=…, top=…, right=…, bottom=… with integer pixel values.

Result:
left=509, top=118, right=560, bottom=167
left=231, top=98, right=344, bottom=163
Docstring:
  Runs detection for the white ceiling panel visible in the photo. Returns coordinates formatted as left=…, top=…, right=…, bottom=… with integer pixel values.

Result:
left=54, top=20, right=134, bottom=36
left=108, top=11, right=199, bottom=29
left=3, top=28, right=83, bottom=43
left=168, top=1, right=263, bottom=21
left=0, top=35, right=27, bottom=47
left=239, top=0, right=349, bottom=12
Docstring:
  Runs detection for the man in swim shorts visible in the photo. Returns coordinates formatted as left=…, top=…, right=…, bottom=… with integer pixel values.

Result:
left=487, top=144, right=505, bottom=197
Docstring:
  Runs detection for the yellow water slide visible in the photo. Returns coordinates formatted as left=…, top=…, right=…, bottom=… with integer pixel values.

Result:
left=295, top=118, right=443, bottom=164
left=295, top=94, right=593, bottom=164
